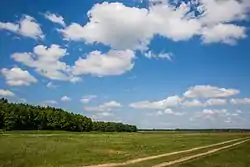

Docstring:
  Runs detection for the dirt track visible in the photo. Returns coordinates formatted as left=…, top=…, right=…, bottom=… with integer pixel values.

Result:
left=152, top=138, right=249, bottom=167
left=84, top=137, right=248, bottom=167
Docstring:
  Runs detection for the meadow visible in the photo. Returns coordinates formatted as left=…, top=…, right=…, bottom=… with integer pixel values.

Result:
left=172, top=140, right=250, bottom=167
left=0, top=131, right=249, bottom=167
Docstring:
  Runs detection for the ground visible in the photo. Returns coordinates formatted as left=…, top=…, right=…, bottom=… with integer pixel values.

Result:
left=0, top=131, right=249, bottom=167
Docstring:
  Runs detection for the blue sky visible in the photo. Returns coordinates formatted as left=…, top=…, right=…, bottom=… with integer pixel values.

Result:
left=0, top=0, right=250, bottom=129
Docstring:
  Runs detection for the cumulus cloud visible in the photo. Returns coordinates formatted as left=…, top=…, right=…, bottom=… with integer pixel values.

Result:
left=11, top=44, right=73, bottom=81
left=184, top=85, right=239, bottom=98
left=0, top=15, right=44, bottom=39
left=1, top=67, right=37, bottom=86
left=201, top=24, right=246, bottom=45
left=58, top=0, right=249, bottom=50
left=182, top=98, right=226, bottom=107
left=201, top=109, right=228, bottom=116
left=198, top=0, right=250, bottom=25
left=43, top=12, right=66, bottom=26
left=72, top=49, right=135, bottom=77
left=44, top=100, right=57, bottom=104
left=91, top=111, right=115, bottom=121
left=190, top=107, right=245, bottom=125
left=0, top=89, right=15, bottom=97
left=145, top=51, right=173, bottom=61
left=205, top=98, right=227, bottom=106
left=46, top=82, right=57, bottom=89
left=129, top=95, right=182, bottom=109
left=58, top=2, right=153, bottom=51
left=153, top=108, right=184, bottom=116
left=42, top=100, right=58, bottom=106
left=69, top=77, right=82, bottom=83
left=95, top=112, right=113, bottom=117
left=80, top=95, right=97, bottom=104
left=12, top=45, right=136, bottom=81
left=84, top=100, right=122, bottom=112
left=236, top=110, right=242, bottom=114
left=182, top=99, right=204, bottom=107
left=230, top=98, right=250, bottom=104
left=61, top=96, right=71, bottom=102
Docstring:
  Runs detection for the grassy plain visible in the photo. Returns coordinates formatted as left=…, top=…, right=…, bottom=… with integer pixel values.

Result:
left=172, top=140, right=250, bottom=167
left=0, top=131, right=249, bottom=167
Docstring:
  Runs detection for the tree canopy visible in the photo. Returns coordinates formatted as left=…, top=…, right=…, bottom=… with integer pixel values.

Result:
left=0, top=98, right=137, bottom=132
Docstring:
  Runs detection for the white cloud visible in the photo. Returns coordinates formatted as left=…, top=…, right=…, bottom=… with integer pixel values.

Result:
left=201, top=109, right=228, bottom=116
left=91, top=111, right=114, bottom=120
left=46, top=82, right=57, bottom=89
left=80, top=95, right=97, bottom=104
left=230, top=98, right=250, bottom=105
left=236, top=110, right=242, bottom=114
left=69, top=77, right=82, bottom=83
left=98, top=112, right=113, bottom=117
left=184, top=85, right=239, bottom=98
left=0, top=15, right=44, bottom=39
left=84, top=100, right=122, bottom=112
left=61, top=96, right=71, bottom=102
left=145, top=51, right=173, bottom=61
left=231, top=113, right=239, bottom=117
left=205, top=98, right=227, bottom=106
left=58, top=2, right=153, bottom=51
left=12, top=45, right=136, bottom=80
left=72, top=49, right=135, bottom=77
left=129, top=95, right=182, bottom=109
left=11, top=44, right=73, bottom=81
left=148, top=1, right=202, bottom=41
left=1, top=67, right=37, bottom=86
left=42, top=100, right=58, bottom=106
left=198, top=0, right=249, bottom=25
left=154, top=108, right=184, bottom=116
left=182, top=98, right=226, bottom=107
left=102, top=101, right=121, bottom=108
left=182, top=99, right=204, bottom=107
left=0, top=89, right=15, bottom=97
left=201, top=24, right=246, bottom=45
left=58, top=1, right=249, bottom=50
left=43, top=12, right=65, bottom=26
left=43, top=100, right=57, bottom=105
left=193, top=108, right=246, bottom=125
left=57, top=23, right=85, bottom=41
left=58, top=2, right=201, bottom=50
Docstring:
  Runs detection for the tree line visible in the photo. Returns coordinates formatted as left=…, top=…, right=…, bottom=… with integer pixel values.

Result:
left=0, top=98, right=137, bottom=132
left=139, top=129, right=250, bottom=132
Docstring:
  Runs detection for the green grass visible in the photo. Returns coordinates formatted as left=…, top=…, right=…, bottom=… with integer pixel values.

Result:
left=128, top=139, right=248, bottom=167
left=0, top=131, right=249, bottom=167
left=172, top=141, right=250, bottom=167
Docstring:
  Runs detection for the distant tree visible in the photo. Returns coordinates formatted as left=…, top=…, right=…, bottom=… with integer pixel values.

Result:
left=0, top=98, right=137, bottom=132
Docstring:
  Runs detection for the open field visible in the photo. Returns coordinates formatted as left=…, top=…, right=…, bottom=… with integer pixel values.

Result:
left=172, top=139, right=250, bottom=167
left=0, top=131, right=249, bottom=167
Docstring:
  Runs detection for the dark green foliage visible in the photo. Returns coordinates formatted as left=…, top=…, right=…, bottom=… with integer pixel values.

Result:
left=93, top=121, right=137, bottom=132
left=0, top=98, right=137, bottom=132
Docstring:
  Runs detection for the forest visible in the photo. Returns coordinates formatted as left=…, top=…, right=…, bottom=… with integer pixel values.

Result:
left=0, top=98, right=137, bottom=132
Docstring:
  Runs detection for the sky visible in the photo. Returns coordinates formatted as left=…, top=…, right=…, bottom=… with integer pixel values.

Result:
left=0, top=0, right=250, bottom=129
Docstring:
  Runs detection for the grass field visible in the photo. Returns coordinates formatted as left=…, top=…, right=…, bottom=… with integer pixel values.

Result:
left=172, top=140, right=250, bottom=167
left=0, top=131, right=249, bottom=167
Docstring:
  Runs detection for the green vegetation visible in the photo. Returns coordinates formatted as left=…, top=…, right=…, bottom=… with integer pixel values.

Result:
left=128, top=139, right=247, bottom=167
left=1, top=99, right=249, bottom=167
left=0, top=98, right=137, bottom=132
left=0, top=131, right=249, bottom=167
left=173, top=141, right=250, bottom=167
